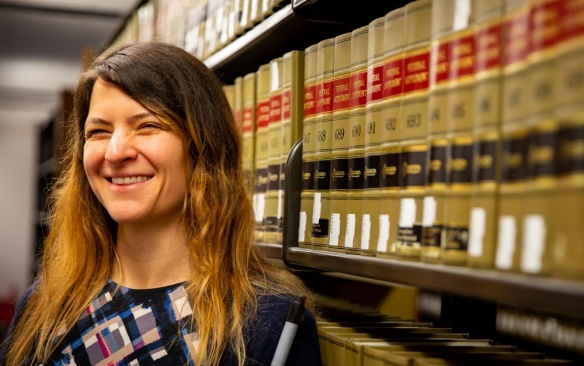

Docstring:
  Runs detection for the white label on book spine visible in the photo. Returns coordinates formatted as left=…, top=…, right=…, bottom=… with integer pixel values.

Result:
left=361, top=214, right=371, bottom=250
left=496, top=215, right=516, bottom=270
left=345, top=214, right=356, bottom=248
left=377, top=214, right=390, bottom=252
left=521, top=215, right=546, bottom=274
left=468, top=207, right=486, bottom=257
left=454, top=0, right=472, bottom=31
left=422, top=196, right=436, bottom=227
left=399, top=198, right=416, bottom=228
left=312, top=192, right=321, bottom=224
left=298, top=211, right=307, bottom=242
left=330, top=213, right=341, bottom=247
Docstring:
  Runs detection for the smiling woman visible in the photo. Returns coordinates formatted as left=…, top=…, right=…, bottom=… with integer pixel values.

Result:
left=0, top=42, right=320, bottom=366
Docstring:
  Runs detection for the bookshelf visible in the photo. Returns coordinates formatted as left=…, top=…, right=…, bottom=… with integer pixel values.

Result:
left=201, top=0, right=584, bottom=360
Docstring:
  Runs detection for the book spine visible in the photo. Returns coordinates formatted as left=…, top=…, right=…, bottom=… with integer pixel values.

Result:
left=311, top=38, right=336, bottom=249
left=516, top=0, right=561, bottom=275
left=253, top=64, right=271, bottom=243
left=442, top=0, right=476, bottom=266
left=377, top=7, right=406, bottom=258
left=467, top=0, right=504, bottom=268
left=394, top=0, right=432, bottom=260
left=263, top=57, right=284, bottom=244
left=242, top=72, right=257, bottom=198
left=329, top=32, right=353, bottom=251
left=279, top=50, right=305, bottom=244
left=299, top=43, right=319, bottom=248
left=552, top=0, right=584, bottom=279
left=495, top=0, right=531, bottom=272
left=421, top=0, right=455, bottom=263
left=361, top=16, right=386, bottom=256
left=345, top=25, right=369, bottom=255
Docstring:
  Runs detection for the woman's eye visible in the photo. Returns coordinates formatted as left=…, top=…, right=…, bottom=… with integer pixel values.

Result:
left=139, top=123, right=161, bottom=131
left=85, top=130, right=109, bottom=139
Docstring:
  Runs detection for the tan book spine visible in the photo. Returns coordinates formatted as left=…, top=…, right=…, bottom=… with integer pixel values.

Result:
left=279, top=50, right=305, bottom=244
left=329, top=32, right=353, bottom=251
left=467, top=0, right=504, bottom=268
left=518, top=0, right=561, bottom=275
left=242, top=72, right=256, bottom=196
left=299, top=43, right=319, bottom=248
left=346, top=25, right=370, bottom=255
left=253, top=64, right=271, bottom=243
left=263, top=57, right=283, bottom=244
left=234, top=76, right=244, bottom=133
left=361, top=16, right=386, bottom=256
left=311, top=38, right=336, bottom=249
left=421, top=0, right=455, bottom=263
left=394, top=0, right=432, bottom=260
left=377, top=7, right=406, bottom=258
left=552, top=0, right=584, bottom=279
left=442, top=1, right=476, bottom=266
left=495, top=0, right=531, bottom=272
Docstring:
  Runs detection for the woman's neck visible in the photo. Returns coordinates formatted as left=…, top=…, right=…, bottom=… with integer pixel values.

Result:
left=111, top=221, right=192, bottom=289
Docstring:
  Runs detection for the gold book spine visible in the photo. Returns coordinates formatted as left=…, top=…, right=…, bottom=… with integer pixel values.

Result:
left=279, top=50, right=305, bottom=244
left=299, top=43, right=319, bottom=248
left=311, top=38, right=335, bottom=249
left=253, top=64, right=271, bottom=243
left=263, top=57, right=283, bottom=244
left=378, top=7, right=405, bottom=258
left=329, top=32, right=353, bottom=252
left=361, top=16, right=386, bottom=257
left=394, top=0, right=432, bottom=260
left=242, top=72, right=257, bottom=197
left=467, top=0, right=504, bottom=268
left=442, top=2, right=476, bottom=265
left=495, top=0, right=531, bottom=271
left=346, top=25, right=370, bottom=255
left=518, top=0, right=561, bottom=275
left=422, top=0, right=455, bottom=263
left=551, top=0, right=584, bottom=279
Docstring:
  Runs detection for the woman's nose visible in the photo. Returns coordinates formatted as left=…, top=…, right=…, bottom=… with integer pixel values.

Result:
left=104, top=130, right=138, bottom=164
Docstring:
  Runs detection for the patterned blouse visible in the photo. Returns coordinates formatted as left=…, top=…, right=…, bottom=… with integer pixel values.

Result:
left=1, top=280, right=321, bottom=366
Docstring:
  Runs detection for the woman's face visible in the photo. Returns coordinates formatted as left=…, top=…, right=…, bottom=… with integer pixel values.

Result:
left=83, top=78, right=188, bottom=228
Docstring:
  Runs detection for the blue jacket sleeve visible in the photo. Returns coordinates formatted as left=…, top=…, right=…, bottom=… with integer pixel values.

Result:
left=0, top=286, right=34, bottom=364
left=221, top=295, right=321, bottom=365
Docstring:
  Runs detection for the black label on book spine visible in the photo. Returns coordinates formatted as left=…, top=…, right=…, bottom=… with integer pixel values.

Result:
left=527, top=129, right=558, bottom=178
left=444, top=226, right=469, bottom=251
left=314, top=159, right=331, bottom=190
left=380, top=152, right=400, bottom=188
left=558, top=124, right=584, bottom=176
left=449, top=142, right=473, bottom=184
left=255, top=167, right=268, bottom=192
left=428, top=145, right=448, bottom=185
left=301, top=161, right=314, bottom=191
left=267, top=164, right=281, bottom=190
left=501, top=135, right=529, bottom=183
left=331, top=158, right=349, bottom=190
left=348, top=156, right=365, bottom=190
left=263, top=216, right=279, bottom=232
left=401, top=150, right=427, bottom=188
left=398, top=224, right=423, bottom=246
left=475, top=140, right=497, bottom=183
left=311, top=218, right=330, bottom=238
left=423, top=225, right=443, bottom=248
left=364, top=154, right=381, bottom=189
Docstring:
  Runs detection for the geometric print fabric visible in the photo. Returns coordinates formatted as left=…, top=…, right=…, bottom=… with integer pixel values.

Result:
left=45, top=280, right=197, bottom=365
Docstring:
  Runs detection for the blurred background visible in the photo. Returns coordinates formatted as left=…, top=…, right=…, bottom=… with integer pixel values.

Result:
left=0, top=0, right=141, bottom=336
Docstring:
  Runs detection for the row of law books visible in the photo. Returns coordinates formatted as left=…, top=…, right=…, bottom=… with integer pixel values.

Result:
left=114, top=0, right=285, bottom=61
left=222, top=0, right=584, bottom=280
left=314, top=295, right=577, bottom=366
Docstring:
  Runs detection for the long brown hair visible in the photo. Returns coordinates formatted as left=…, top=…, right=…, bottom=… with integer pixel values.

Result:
left=5, top=42, right=312, bottom=365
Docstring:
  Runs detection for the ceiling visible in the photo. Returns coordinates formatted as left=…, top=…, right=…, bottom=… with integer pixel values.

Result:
left=0, top=0, right=141, bottom=126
